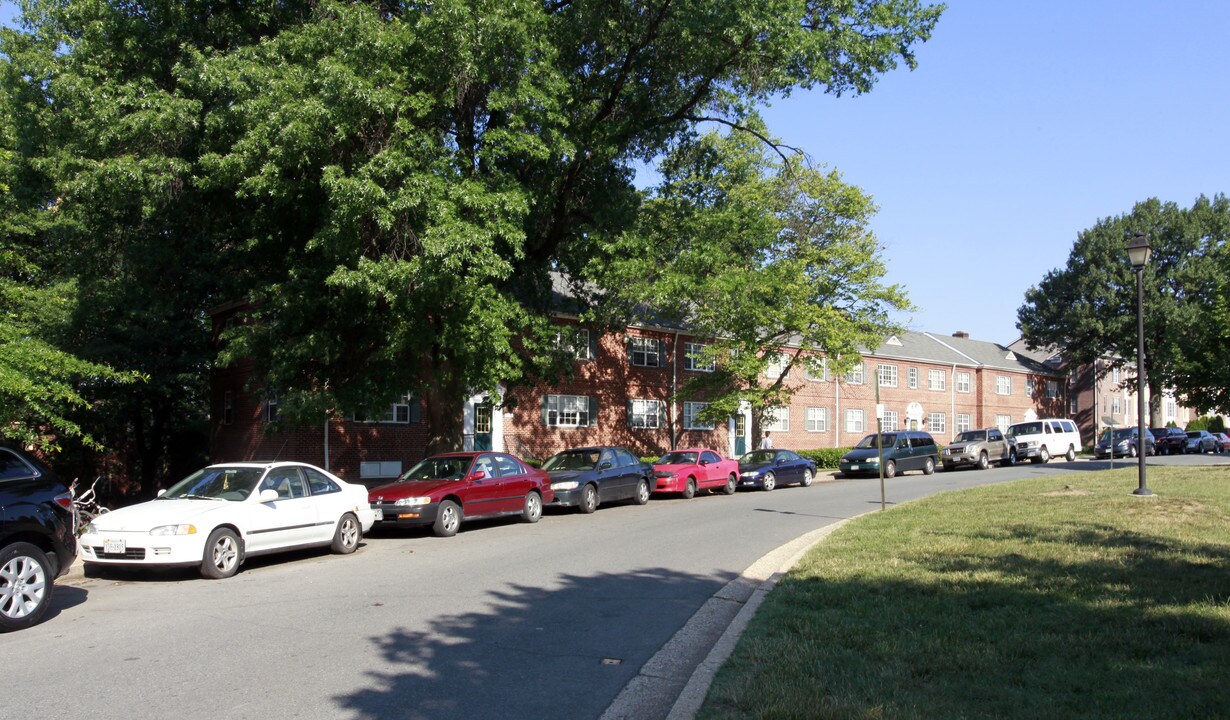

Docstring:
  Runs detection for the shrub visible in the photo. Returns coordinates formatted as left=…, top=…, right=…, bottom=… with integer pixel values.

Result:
left=797, top=448, right=851, bottom=469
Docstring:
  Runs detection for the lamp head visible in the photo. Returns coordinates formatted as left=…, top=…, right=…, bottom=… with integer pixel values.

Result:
left=1127, top=232, right=1152, bottom=270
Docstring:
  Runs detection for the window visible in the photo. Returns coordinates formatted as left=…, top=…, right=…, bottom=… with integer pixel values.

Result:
left=474, top=405, right=492, bottom=434
left=956, top=414, right=972, bottom=433
left=928, top=412, right=947, bottom=434
left=805, top=358, right=829, bottom=382
left=1165, top=397, right=1177, bottom=419
left=878, top=364, right=898, bottom=388
left=845, top=409, right=865, bottom=433
left=995, top=376, right=1012, bottom=395
left=264, top=396, right=278, bottom=423
left=806, top=407, right=828, bottom=433
left=955, top=372, right=971, bottom=393
left=881, top=410, right=899, bottom=431
left=494, top=454, right=524, bottom=476
left=222, top=391, right=234, bottom=426
left=996, top=414, right=1012, bottom=433
left=556, top=328, right=592, bottom=360
left=846, top=363, right=865, bottom=385
left=630, top=337, right=661, bottom=367
left=1046, top=380, right=1060, bottom=399
left=684, top=343, right=715, bottom=372
left=304, top=468, right=341, bottom=495
left=764, top=406, right=790, bottom=432
left=684, top=402, right=714, bottom=430
left=1026, top=378, right=1036, bottom=396
left=1112, top=397, right=1121, bottom=415
left=907, top=367, right=919, bottom=389
left=928, top=369, right=946, bottom=391
left=355, top=393, right=420, bottom=424
left=1069, top=397, right=1078, bottom=415
left=0, top=449, right=36, bottom=481
left=629, top=399, right=663, bottom=429
left=764, top=352, right=790, bottom=378
left=544, top=394, right=593, bottom=427
left=1112, top=366, right=1122, bottom=384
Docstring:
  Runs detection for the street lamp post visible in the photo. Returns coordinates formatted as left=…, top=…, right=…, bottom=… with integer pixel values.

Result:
left=1127, top=232, right=1152, bottom=496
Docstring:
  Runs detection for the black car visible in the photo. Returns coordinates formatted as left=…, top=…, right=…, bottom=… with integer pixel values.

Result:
left=1, top=445, right=78, bottom=632
left=736, top=449, right=817, bottom=491
left=1095, top=427, right=1156, bottom=458
left=543, top=446, right=653, bottom=513
left=1150, top=427, right=1188, bottom=456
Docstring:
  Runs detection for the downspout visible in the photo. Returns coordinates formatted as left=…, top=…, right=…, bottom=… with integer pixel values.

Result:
left=951, top=362, right=957, bottom=439
left=323, top=416, right=330, bottom=472
left=672, top=331, right=680, bottom=450
left=834, top=355, right=841, bottom=448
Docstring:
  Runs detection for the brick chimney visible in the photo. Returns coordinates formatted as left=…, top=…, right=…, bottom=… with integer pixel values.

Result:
left=952, top=331, right=970, bottom=339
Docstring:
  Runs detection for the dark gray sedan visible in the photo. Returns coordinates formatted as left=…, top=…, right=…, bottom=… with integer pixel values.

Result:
left=543, top=446, right=653, bottom=513
left=736, top=449, right=817, bottom=491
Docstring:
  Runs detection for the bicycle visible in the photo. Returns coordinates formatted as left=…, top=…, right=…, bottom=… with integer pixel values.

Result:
left=71, top=476, right=110, bottom=532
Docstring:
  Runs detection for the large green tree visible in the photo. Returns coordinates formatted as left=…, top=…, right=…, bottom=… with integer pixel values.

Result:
left=595, top=127, right=909, bottom=445
left=5, top=0, right=943, bottom=464
left=1017, top=196, right=1228, bottom=423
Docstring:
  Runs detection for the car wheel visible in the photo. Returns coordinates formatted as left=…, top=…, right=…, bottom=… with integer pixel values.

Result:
left=923, top=457, right=936, bottom=475
left=1039, top=446, right=1051, bottom=463
left=801, top=468, right=814, bottom=487
left=1065, top=446, right=1076, bottom=462
left=682, top=478, right=697, bottom=499
left=884, top=460, right=897, bottom=479
left=433, top=499, right=461, bottom=537
left=1129, top=444, right=1138, bottom=458
left=977, top=452, right=989, bottom=470
left=722, top=474, right=737, bottom=495
left=331, top=513, right=361, bottom=554
left=762, top=472, right=776, bottom=492
left=200, top=527, right=241, bottom=580
left=521, top=491, right=543, bottom=523
left=633, top=478, right=650, bottom=505
left=1001, top=449, right=1017, bottom=467
left=579, top=484, right=599, bottom=514
left=0, top=542, right=53, bottom=632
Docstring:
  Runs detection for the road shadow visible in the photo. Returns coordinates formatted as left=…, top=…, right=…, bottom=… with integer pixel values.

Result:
left=334, top=567, right=733, bottom=720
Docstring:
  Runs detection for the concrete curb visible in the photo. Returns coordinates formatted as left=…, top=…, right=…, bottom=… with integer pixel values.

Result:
left=599, top=516, right=859, bottom=720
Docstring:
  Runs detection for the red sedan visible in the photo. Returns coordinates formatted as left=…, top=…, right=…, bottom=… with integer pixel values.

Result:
left=368, top=452, right=553, bottom=537
left=1214, top=433, right=1230, bottom=453
left=652, top=448, right=739, bottom=498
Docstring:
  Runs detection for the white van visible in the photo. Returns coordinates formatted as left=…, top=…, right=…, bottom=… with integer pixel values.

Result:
left=1007, top=419, right=1082, bottom=464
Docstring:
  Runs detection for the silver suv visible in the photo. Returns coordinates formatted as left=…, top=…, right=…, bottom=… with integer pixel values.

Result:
left=942, top=428, right=1014, bottom=470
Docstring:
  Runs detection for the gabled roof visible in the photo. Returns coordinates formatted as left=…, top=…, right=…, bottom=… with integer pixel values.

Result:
left=865, top=331, right=1061, bottom=377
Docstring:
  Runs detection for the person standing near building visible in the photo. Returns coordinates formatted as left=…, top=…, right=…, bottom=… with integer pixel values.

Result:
left=759, top=431, right=773, bottom=450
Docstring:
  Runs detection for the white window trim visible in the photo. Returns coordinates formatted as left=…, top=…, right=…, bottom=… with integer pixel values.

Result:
left=996, top=376, right=1012, bottom=395
left=928, top=369, right=946, bottom=391
left=846, top=363, right=865, bottom=385
left=557, top=328, right=592, bottom=360
left=684, top=401, right=715, bottom=430
left=845, top=409, right=865, bottom=433
left=806, top=407, right=828, bottom=433
left=928, top=412, right=947, bottom=434
left=878, top=364, right=898, bottom=388
left=907, top=367, right=918, bottom=389
left=630, top=399, right=662, bottom=429
left=956, top=371, right=971, bottom=394
left=630, top=337, right=660, bottom=367
left=546, top=394, right=591, bottom=427
left=684, top=343, right=716, bottom=372
left=764, top=406, right=790, bottom=432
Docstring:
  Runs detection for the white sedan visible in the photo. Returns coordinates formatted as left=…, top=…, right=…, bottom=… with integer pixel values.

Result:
left=80, top=462, right=378, bottom=579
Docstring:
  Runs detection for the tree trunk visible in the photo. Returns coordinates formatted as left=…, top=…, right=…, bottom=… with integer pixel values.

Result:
left=422, top=383, right=465, bottom=455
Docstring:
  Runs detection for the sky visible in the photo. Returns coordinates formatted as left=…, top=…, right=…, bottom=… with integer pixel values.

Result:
left=3, top=1, right=1228, bottom=345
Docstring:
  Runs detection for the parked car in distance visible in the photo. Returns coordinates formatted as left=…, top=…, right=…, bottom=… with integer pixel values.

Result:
left=1214, top=433, right=1230, bottom=452
left=0, top=445, right=77, bottom=632
left=1095, top=427, right=1156, bottom=458
left=80, top=462, right=375, bottom=580
left=369, top=452, right=553, bottom=536
left=1183, top=430, right=1220, bottom=454
left=652, top=449, right=739, bottom=498
left=542, top=446, right=653, bottom=513
left=736, top=449, right=817, bottom=491
left=942, top=428, right=1014, bottom=470
left=839, top=431, right=939, bottom=478
left=1007, top=418, right=1081, bottom=464
left=1149, top=427, right=1188, bottom=455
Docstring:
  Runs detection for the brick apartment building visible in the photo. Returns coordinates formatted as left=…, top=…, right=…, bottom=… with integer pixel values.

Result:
left=211, top=302, right=1068, bottom=484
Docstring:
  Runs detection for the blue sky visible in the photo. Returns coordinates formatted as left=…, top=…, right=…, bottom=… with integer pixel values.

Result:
left=4, top=1, right=1227, bottom=344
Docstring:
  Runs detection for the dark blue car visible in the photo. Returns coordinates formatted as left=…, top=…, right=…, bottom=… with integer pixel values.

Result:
left=543, top=446, right=654, bottom=513
left=736, top=449, right=817, bottom=491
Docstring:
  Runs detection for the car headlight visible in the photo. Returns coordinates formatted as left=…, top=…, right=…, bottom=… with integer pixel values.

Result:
left=150, top=524, right=197, bottom=536
left=740, top=472, right=755, bottom=478
left=655, top=471, right=676, bottom=478
left=552, top=480, right=579, bottom=490
left=394, top=496, right=433, bottom=506
left=84, top=521, right=99, bottom=535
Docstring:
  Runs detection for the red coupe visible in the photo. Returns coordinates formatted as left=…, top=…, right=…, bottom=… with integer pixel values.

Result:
left=368, top=452, right=553, bottom=537
left=652, top=448, right=739, bottom=498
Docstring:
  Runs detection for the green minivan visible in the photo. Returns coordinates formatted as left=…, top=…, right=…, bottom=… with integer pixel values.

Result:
left=839, top=430, right=940, bottom=478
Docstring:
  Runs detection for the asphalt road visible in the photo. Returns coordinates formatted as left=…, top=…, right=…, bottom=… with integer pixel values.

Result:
left=7, top=455, right=1227, bottom=720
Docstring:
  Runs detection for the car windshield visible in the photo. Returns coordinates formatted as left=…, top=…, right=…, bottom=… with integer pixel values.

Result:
left=400, top=457, right=473, bottom=481
left=954, top=431, right=987, bottom=443
left=740, top=450, right=776, bottom=464
left=855, top=433, right=897, bottom=450
left=1009, top=422, right=1043, bottom=436
left=1100, top=428, right=1137, bottom=442
left=1187, top=431, right=1204, bottom=439
left=162, top=467, right=263, bottom=501
left=659, top=451, right=697, bottom=465
left=543, top=450, right=600, bottom=471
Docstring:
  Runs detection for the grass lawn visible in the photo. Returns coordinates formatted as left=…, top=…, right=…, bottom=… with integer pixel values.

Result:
left=698, top=466, right=1230, bottom=719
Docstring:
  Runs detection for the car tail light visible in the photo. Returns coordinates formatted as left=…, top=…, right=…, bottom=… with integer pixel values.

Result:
left=53, top=491, right=73, bottom=509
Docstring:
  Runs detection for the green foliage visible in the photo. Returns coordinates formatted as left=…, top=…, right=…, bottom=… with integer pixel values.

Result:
left=1018, top=196, right=1229, bottom=419
left=1210, top=416, right=1226, bottom=434
left=796, top=447, right=850, bottom=469
left=1184, top=415, right=1223, bottom=432
left=597, top=127, right=911, bottom=442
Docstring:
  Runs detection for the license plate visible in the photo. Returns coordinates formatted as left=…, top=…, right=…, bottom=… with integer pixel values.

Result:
left=104, top=538, right=126, bottom=554
left=373, top=509, right=383, bottom=521
left=849, top=464, right=859, bottom=471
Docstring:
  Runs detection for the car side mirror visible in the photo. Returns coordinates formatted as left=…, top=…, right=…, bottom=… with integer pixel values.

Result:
left=699, top=459, right=708, bottom=466
left=259, top=489, right=279, bottom=503
left=467, top=470, right=489, bottom=482
left=599, top=461, right=612, bottom=470
left=156, top=489, right=167, bottom=498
